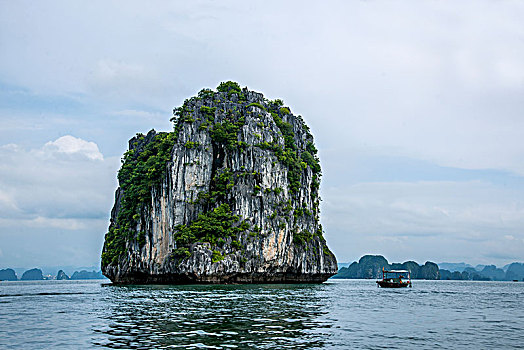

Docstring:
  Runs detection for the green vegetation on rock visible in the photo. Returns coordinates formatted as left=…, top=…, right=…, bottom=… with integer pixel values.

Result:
left=102, top=131, right=176, bottom=267
left=173, top=204, right=250, bottom=246
left=246, top=102, right=266, bottom=110
left=210, top=117, right=245, bottom=151
left=293, top=230, right=313, bottom=245
left=184, top=141, right=200, bottom=149
left=212, top=250, right=225, bottom=263
left=216, top=81, right=245, bottom=100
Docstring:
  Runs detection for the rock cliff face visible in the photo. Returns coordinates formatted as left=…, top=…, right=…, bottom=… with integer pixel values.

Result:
left=102, top=82, right=337, bottom=284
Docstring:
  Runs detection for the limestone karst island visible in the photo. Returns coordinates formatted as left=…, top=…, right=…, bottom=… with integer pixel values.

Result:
left=101, top=82, right=337, bottom=284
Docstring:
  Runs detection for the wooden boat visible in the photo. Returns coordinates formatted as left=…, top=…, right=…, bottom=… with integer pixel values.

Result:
left=376, top=268, right=412, bottom=288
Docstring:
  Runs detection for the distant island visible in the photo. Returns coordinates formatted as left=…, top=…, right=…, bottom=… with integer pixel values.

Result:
left=333, top=255, right=524, bottom=281
left=439, top=262, right=524, bottom=281
left=0, top=268, right=17, bottom=281
left=0, top=268, right=105, bottom=281
left=332, top=255, right=440, bottom=279
left=21, top=268, right=44, bottom=280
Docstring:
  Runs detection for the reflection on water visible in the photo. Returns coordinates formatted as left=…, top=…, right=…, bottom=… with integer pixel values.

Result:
left=96, top=284, right=332, bottom=349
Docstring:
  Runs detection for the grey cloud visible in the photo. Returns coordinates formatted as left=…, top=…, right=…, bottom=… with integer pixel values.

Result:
left=0, top=138, right=119, bottom=221
left=322, top=180, right=524, bottom=265
left=0, top=136, right=119, bottom=267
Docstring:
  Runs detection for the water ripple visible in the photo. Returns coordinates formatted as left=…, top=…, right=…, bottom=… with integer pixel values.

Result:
left=1, top=280, right=523, bottom=349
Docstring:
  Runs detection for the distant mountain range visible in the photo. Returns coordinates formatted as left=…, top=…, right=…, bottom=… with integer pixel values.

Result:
left=0, top=267, right=107, bottom=281
left=334, top=256, right=524, bottom=281
left=438, top=263, right=524, bottom=281
left=3, top=261, right=523, bottom=282
left=8, top=265, right=101, bottom=277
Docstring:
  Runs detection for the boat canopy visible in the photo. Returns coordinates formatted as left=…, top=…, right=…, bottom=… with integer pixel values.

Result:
left=385, top=270, right=409, bottom=273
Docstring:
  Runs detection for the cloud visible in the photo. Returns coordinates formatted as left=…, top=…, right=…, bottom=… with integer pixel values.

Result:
left=0, top=189, right=18, bottom=211
left=43, top=135, right=104, bottom=160
left=0, top=136, right=119, bottom=221
left=0, top=136, right=120, bottom=266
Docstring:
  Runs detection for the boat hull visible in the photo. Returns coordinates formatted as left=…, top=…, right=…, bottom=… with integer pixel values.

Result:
left=376, top=281, right=411, bottom=288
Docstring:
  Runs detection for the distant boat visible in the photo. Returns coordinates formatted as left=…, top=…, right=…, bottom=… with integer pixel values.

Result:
left=376, top=268, right=412, bottom=288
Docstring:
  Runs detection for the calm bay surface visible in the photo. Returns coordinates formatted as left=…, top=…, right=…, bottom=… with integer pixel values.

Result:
left=0, top=279, right=522, bottom=349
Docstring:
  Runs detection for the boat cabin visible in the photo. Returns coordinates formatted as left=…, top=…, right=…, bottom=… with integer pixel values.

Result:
left=376, top=268, right=412, bottom=288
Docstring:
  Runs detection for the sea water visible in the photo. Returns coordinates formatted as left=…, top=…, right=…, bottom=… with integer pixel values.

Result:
left=0, top=279, right=522, bottom=349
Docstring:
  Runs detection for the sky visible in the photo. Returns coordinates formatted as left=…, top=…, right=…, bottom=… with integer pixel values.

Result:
left=1, top=1, right=523, bottom=269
